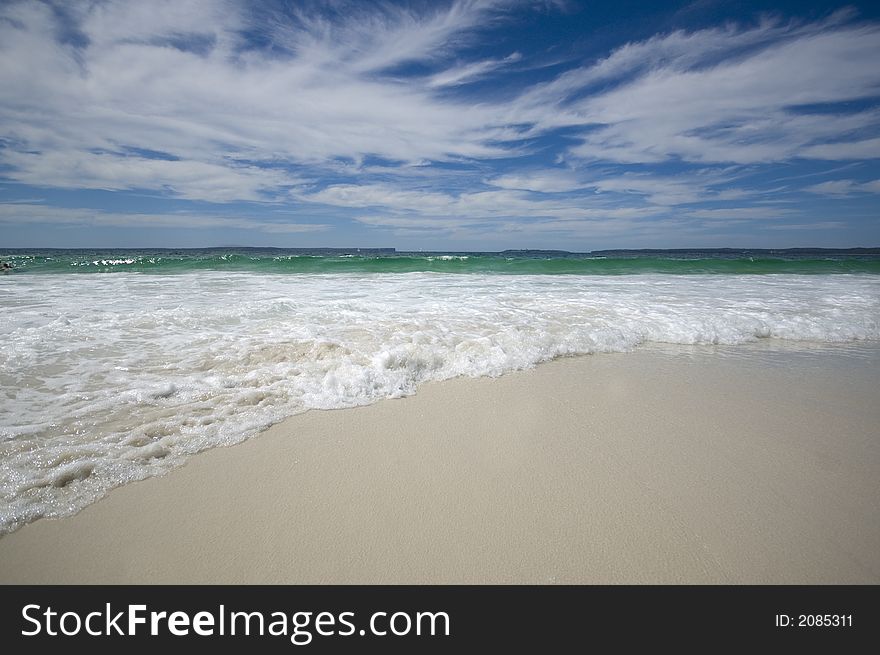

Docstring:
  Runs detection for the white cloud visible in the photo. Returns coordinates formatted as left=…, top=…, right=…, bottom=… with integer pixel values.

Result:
left=2, top=150, right=299, bottom=202
left=301, top=182, right=663, bottom=221
left=487, top=168, right=758, bottom=206
left=502, top=11, right=880, bottom=166
left=684, top=207, right=797, bottom=220
left=428, top=52, right=522, bottom=87
left=278, top=0, right=511, bottom=75
left=359, top=213, right=711, bottom=245
left=0, top=203, right=329, bottom=233
left=487, top=169, right=585, bottom=193
left=589, top=173, right=711, bottom=206
left=513, top=12, right=852, bottom=107
left=0, top=0, right=877, bottom=239
left=0, top=0, right=514, bottom=202
left=765, top=221, right=845, bottom=230
left=805, top=178, right=880, bottom=196
left=799, top=138, right=880, bottom=161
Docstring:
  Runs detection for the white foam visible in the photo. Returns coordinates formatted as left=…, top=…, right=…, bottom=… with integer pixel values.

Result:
left=1, top=271, right=878, bottom=532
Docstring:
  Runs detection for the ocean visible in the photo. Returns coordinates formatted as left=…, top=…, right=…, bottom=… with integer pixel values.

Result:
left=2, top=247, right=879, bottom=534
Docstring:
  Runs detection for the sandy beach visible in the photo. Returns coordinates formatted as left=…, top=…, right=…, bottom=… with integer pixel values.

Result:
left=1, top=345, right=878, bottom=584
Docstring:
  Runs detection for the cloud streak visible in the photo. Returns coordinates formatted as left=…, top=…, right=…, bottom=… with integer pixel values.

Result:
left=0, top=203, right=329, bottom=233
left=0, top=1, right=878, bottom=246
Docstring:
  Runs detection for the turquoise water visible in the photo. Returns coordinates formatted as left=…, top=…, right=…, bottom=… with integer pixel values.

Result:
left=3, top=248, right=880, bottom=275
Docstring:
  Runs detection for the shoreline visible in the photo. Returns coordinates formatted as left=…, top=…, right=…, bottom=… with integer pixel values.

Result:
left=1, top=344, right=878, bottom=584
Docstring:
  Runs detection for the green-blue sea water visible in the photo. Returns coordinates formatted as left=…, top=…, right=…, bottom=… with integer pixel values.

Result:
left=3, top=247, right=880, bottom=275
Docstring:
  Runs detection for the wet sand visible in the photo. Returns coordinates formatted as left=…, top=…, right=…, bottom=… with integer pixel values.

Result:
left=1, top=345, right=878, bottom=584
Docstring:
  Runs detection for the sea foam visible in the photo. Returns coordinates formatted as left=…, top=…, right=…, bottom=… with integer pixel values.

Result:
left=1, top=271, right=878, bottom=532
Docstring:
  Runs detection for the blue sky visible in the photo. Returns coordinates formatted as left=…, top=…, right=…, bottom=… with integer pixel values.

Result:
left=1, top=0, right=879, bottom=249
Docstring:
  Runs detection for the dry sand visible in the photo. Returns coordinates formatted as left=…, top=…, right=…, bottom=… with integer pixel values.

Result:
left=0, top=345, right=878, bottom=584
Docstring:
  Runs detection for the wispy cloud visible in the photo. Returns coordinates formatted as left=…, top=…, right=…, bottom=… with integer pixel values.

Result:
left=428, top=51, right=522, bottom=87
left=684, top=207, right=798, bottom=220
left=0, top=0, right=878, bottom=246
left=551, top=18, right=880, bottom=165
left=486, top=169, right=586, bottom=193
left=0, top=0, right=514, bottom=201
left=0, top=203, right=329, bottom=233
left=805, top=178, right=880, bottom=196
left=765, top=221, right=846, bottom=230
left=2, top=150, right=300, bottom=202
left=301, top=181, right=666, bottom=221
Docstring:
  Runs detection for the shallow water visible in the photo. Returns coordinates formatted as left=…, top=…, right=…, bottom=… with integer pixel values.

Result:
left=1, top=267, right=878, bottom=533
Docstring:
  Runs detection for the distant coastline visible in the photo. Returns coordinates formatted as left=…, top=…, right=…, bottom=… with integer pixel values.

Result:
left=588, top=247, right=880, bottom=256
left=4, top=246, right=879, bottom=256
